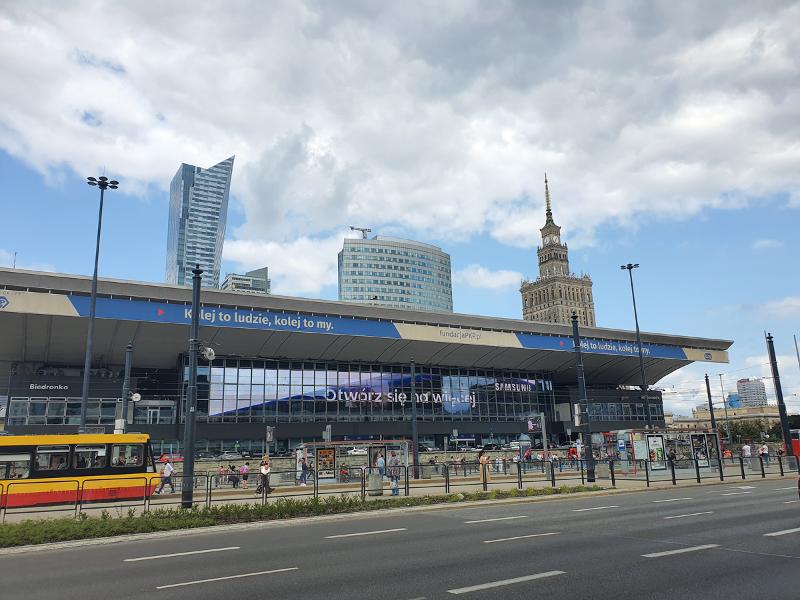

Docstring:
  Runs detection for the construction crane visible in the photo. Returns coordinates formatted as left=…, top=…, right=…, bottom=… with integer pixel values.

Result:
left=350, top=226, right=372, bottom=239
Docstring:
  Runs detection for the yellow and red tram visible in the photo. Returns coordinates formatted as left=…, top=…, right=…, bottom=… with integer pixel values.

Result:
left=0, top=433, right=161, bottom=508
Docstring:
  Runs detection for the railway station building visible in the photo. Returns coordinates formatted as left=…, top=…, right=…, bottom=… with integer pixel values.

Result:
left=0, top=268, right=732, bottom=454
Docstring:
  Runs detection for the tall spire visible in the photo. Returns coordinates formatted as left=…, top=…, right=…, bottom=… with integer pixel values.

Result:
left=544, top=173, right=553, bottom=223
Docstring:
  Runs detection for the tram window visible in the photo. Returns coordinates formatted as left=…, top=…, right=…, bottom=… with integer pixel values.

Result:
left=35, top=445, right=70, bottom=471
left=0, top=454, right=31, bottom=480
left=74, top=445, right=107, bottom=469
left=111, top=444, right=143, bottom=467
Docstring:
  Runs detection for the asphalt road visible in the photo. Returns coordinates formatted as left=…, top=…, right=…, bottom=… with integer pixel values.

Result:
left=1, top=478, right=798, bottom=600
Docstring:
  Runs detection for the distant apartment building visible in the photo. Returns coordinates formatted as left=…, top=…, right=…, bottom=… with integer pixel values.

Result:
left=736, top=378, right=768, bottom=407
left=338, top=235, right=453, bottom=312
left=166, top=156, right=235, bottom=288
left=221, top=267, right=271, bottom=294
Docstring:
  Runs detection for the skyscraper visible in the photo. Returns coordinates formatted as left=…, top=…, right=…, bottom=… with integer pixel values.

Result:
left=338, top=235, right=453, bottom=312
left=520, top=176, right=596, bottom=326
left=166, top=156, right=235, bottom=288
left=736, top=378, right=768, bottom=407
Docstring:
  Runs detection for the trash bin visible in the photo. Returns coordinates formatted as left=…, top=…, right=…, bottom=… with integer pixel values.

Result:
left=367, top=473, right=384, bottom=496
left=421, top=465, right=432, bottom=479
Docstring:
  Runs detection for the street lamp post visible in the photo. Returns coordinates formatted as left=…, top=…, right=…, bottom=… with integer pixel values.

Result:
left=766, top=333, right=794, bottom=464
left=620, top=263, right=653, bottom=429
left=181, top=265, right=203, bottom=508
left=571, top=312, right=595, bottom=482
left=717, top=374, right=732, bottom=444
left=410, top=358, right=420, bottom=479
left=80, top=176, right=119, bottom=431
left=120, top=342, right=134, bottom=433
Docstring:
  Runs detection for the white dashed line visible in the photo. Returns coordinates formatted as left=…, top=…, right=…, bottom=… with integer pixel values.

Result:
left=571, top=506, right=619, bottom=512
left=720, top=491, right=751, bottom=496
left=156, top=567, right=298, bottom=589
left=764, top=527, right=800, bottom=537
left=325, top=528, right=407, bottom=539
left=663, top=511, right=713, bottom=520
left=652, top=498, right=693, bottom=503
left=642, top=545, right=719, bottom=558
left=447, top=571, right=565, bottom=594
left=464, top=516, right=528, bottom=524
left=483, top=532, right=560, bottom=544
left=125, top=546, right=239, bottom=562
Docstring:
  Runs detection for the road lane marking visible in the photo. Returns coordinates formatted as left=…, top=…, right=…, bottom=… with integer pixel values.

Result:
left=643, top=545, right=719, bottom=558
left=664, top=511, right=714, bottom=520
left=720, top=491, right=751, bottom=496
left=483, top=532, right=560, bottom=544
left=764, top=527, right=800, bottom=537
left=156, top=567, right=298, bottom=589
left=447, top=571, right=565, bottom=594
left=571, top=506, right=619, bottom=512
left=784, top=500, right=799, bottom=504
left=125, top=546, right=239, bottom=562
left=464, top=516, right=528, bottom=524
left=325, top=528, right=407, bottom=539
left=774, top=487, right=796, bottom=491
left=652, top=498, right=693, bottom=503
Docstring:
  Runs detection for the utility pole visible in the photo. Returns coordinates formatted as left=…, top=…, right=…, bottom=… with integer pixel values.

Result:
left=120, top=342, right=134, bottom=433
left=717, top=374, right=731, bottom=445
left=571, top=312, right=595, bottom=482
left=620, top=263, right=653, bottom=428
left=794, top=334, right=800, bottom=371
left=410, top=358, right=419, bottom=479
left=181, top=265, right=202, bottom=508
left=766, top=333, right=794, bottom=463
left=705, top=374, right=723, bottom=468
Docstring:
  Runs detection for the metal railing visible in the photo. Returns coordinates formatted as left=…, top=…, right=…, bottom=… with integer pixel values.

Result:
left=1, top=453, right=797, bottom=522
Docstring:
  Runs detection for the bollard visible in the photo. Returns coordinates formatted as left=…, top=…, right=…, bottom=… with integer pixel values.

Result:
left=759, top=456, right=766, bottom=479
left=609, top=460, right=616, bottom=487
left=445, top=465, right=450, bottom=494
left=517, top=461, right=523, bottom=490
left=669, top=460, right=676, bottom=486
left=645, top=460, right=650, bottom=488
left=482, top=464, right=488, bottom=492
left=778, top=455, right=784, bottom=477
left=361, top=468, right=367, bottom=501
left=550, top=461, right=556, bottom=487
left=739, top=457, right=746, bottom=480
left=314, top=468, right=319, bottom=498
left=717, top=457, right=724, bottom=482
left=580, top=460, right=585, bottom=485
left=404, top=466, right=410, bottom=497
left=694, top=459, right=701, bottom=484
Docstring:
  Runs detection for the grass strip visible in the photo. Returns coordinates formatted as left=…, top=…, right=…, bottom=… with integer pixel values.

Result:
left=0, top=484, right=602, bottom=548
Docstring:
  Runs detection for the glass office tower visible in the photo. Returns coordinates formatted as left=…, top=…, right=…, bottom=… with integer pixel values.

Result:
left=338, top=236, right=453, bottom=312
left=166, top=156, right=235, bottom=287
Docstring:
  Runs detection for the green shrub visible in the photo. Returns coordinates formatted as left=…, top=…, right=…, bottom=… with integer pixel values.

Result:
left=0, top=483, right=602, bottom=548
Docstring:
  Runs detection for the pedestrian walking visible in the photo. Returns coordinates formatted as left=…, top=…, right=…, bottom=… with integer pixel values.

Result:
left=155, top=458, right=175, bottom=494
left=376, top=452, right=386, bottom=478
left=388, top=450, right=401, bottom=496
left=299, top=457, right=309, bottom=486
left=240, top=462, right=250, bottom=489
left=229, top=464, right=240, bottom=488
left=758, top=443, right=769, bottom=465
left=217, top=464, right=226, bottom=487
left=741, top=442, right=752, bottom=468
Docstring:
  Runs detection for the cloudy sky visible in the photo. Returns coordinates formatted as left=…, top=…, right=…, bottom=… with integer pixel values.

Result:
left=1, top=1, right=798, bottom=414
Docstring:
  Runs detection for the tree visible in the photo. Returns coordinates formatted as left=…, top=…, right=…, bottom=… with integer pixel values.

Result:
left=726, top=419, right=769, bottom=443
left=768, top=415, right=800, bottom=439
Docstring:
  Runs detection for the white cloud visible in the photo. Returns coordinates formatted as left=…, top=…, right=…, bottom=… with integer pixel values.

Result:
left=752, top=239, right=784, bottom=249
left=222, top=231, right=354, bottom=297
left=760, top=296, right=800, bottom=319
left=0, top=249, right=55, bottom=272
left=453, top=264, right=522, bottom=291
left=0, top=2, right=799, bottom=250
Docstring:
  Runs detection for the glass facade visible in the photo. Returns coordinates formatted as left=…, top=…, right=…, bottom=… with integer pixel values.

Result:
left=188, top=358, right=553, bottom=424
left=338, top=236, right=453, bottom=312
left=166, top=156, right=235, bottom=288
left=7, top=397, right=121, bottom=426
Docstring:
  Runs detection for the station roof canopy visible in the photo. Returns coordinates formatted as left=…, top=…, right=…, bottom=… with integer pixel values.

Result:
left=0, top=268, right=732, bottom=387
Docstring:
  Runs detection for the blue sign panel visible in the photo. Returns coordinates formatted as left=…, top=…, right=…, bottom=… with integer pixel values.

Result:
left=68, top=296, right=401, bottom=339
left=515, top=332, right=687, bottom=360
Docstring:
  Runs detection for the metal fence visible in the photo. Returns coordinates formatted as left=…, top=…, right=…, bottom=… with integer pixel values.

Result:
left=1, top=454, right=797, bottom=522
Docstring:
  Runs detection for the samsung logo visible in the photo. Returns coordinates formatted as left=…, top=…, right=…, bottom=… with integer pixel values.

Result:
left=495, top=382, right=533, bottom=392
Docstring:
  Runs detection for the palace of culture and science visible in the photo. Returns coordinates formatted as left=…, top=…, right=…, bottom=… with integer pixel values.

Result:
left=520, top=176, right=596, bottom=327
